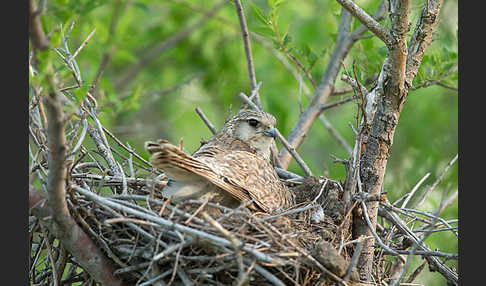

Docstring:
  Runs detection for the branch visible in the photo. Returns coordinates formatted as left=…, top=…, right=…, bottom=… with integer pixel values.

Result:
left=29, top=0, right=49, bottom=51
left=195, top=107, right=217, bottom=135
left=72, top=185, right=284, bottom=265
left=379, top=207, right=458, bottom=285
left=277, top=8, right=354, bottom=168
left=405, top=0, right=444, bottom=87
left=414, top=153, right=457, bottom=209
left=30, top=13, right=128, bottom=282
left=335, top=0, right=391, bottom=44
left=42, top=77, right=128, bottom=285
left=318, top=114, right=353, bottom=156
left=233, top=0, right=262, bottom=109
left=275, top=1, right=388, bottom=169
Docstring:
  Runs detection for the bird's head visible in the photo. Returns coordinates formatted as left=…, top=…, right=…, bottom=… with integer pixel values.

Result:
left=223, top=109, right=277, bottom=160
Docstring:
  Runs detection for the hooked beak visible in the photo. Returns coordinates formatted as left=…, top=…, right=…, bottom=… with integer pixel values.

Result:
left=263, top=128, right=277, bottom=138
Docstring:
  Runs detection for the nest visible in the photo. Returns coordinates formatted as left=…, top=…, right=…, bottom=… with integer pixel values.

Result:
left=67, top=172, right=362, bottom=285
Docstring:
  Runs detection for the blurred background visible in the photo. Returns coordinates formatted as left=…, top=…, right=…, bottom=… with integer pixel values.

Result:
left=37, top=0, right=458, bottom=284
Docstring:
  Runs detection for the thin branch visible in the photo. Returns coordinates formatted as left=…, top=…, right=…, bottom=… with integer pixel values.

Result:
left=202, top=212, right=245, bottom=284
left=335, top=0, right=390, bottom=44
left=195, top=107, right=217, bottom=135
left=401, top=172, right=431, bottom=208
left=414, top=154, right=458, bottom=209
left=233, top=0, right=262, bottom=109
left=277, top=8, right=354, bottom=168
left=318, top=114, right=353, bottom=156
left=72, top=185, right=283, bottom=265
left=68, top=28, right=96, bottom=64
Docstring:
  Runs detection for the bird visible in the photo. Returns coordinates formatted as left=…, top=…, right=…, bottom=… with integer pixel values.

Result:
left=144, top=109, right=294, bottom=213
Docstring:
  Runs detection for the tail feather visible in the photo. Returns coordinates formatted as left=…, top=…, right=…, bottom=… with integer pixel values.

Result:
left=144, top=139, right=253, bottom=206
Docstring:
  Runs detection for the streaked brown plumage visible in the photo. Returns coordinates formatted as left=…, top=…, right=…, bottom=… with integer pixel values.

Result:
left=145, top=109, right=294, bottom=213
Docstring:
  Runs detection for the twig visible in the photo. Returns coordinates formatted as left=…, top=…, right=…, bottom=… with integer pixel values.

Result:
left=378, top=208, right=458, bottom=285
left=434, top=189, right=458, bottom=216
left=343, top=236, right=363, bottom=282
left=243, top=258, right=286, bottom=286
left=101, top=125, right=151, bottom=167
left=233, top=0, right=261, bottom=109
left=274, top=129, right=313, bottom=177
left=405, top=261, right=427, bottom=283
left=39, top=223, right=59, bottom=286
left=319, top=95, right=357, bottom=111
left=260, top=203, right=315, bottom=222
left=195, top=107, right=217, bottom=135
left=336, top=0, right=390, bottom=44
left=401, top=173, right=431, bottom=208
left=235, top=259, right=256, bottom=286
left=202, top=212, right=245, bottom=284
left=68, top=28, right=96, bottom=63
left=318, top=114, right=353, bottom=156
left=72, top=185, right=283, bottom=265
left=414, top=154, right=458, bottom=208
left=359, top=200, right=398, bottom=255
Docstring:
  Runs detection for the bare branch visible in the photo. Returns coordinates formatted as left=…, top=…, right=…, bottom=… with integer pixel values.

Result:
left=233, top=0, right=262, bottom=109
left=277, top=8, right=355, bottom=168
left=336, top=0, right=391, bottom=44
left=195, top=107, right=217, bottom=135
left=42, top=74, right=128, bottom=285
left=318, top=114, right=353, bottom=156
left=414, top=154, right=457, bottom=209
left=68, top=28, right=96, bottom=64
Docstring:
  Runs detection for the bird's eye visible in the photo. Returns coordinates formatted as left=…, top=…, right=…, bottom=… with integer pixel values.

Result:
left=248, top=119, right=259, bottom=127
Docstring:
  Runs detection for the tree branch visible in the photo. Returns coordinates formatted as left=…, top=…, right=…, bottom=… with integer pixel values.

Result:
left=277, top=8, right=354, bottom=168
left=42, top=78, right=128, bottom=285
left=336, top=0, right=391, bottom=44
left=233, top=0, right=262, bottom=109
left=405, top=0, right=444, bottom=87
left=29, top=0, right=49, bottom=51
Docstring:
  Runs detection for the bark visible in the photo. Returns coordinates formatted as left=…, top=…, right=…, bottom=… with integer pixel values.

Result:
left=278, top=1, right=389, bottom=169
left=277, top=9, right=354, bottom=168
left=335, top=0, right=444, bottom=280
left=35, top=70, right=129, bottom=285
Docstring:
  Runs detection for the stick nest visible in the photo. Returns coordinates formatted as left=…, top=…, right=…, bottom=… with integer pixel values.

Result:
left=68, top=172, right=362, bottom=285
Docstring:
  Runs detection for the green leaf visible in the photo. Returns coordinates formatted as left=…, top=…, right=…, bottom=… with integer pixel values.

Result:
left=282, top=34, right=292, bottom=48
left=249, top=2, right=269, bottom=26
left=72, top=84, right=90, bottom=105
left=251, top=25, right=275, bottom=38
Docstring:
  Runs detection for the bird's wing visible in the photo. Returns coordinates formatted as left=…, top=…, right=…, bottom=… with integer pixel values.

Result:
left=145, top=140, right=253, bottom=205
left=197, top=146, right=289, bottom=213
